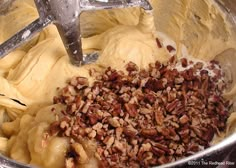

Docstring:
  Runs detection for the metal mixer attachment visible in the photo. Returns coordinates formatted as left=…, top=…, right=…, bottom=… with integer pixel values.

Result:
left=0, top=0, right=152, bottom=66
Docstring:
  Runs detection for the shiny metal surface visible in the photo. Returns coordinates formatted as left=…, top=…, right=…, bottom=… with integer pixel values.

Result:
left=36, top=0, right=84, bottom=65
left=0, top=154, right=34, bottom=168
left=80, top=0, right=152, bottom=11
left=0, top=0, right=152, bottom=66
left=0, top=17, right=52, bottom=58
left=215, top=0, right=236, bottom=24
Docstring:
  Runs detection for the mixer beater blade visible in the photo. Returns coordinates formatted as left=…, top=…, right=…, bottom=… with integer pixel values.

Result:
left=0, top=0, right=152, bottom=66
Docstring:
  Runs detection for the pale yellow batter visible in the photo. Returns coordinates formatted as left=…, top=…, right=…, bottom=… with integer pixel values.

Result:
left=0, top=0, right=235, bottom=167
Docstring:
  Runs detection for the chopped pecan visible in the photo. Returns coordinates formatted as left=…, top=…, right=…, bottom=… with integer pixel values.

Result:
left=140, top=128, right=158, bottom=138
left=166, top=99, right=179, bottom=112
left=123, top=125, right=138, bottom=138
left=179, top=115, right=189, bottom=124
left=192, top=127, right=203, bottom=137
left=112, top=104, right=122, bottom=116
left=124, top=103, right=138, bottom=117
left=155, top=110, right=164, bottom=125
left=201, top=126, right=214, bottom=142
left=60, top=120, right=70, bottom=130
left=138, top=143, right=152, bottom=158
left=157, top=155, right=169, bottom=165
left=126, top=62, right=139, bottom=72
left=156, top=38, right=162, bottom=48
left=194, top=62, right=204, bottom=70
left=108, top=117, right=121, bottom=128
left=179, top=128, right=190, bottom=139
left=175, top=77, right=184, bottom=84
left=52, top=57, right=230, bottom=168
left=145, top=78, right=166, bottom=91
left=88, top=130, right=97, bottom=138
left=175, top=145, right=185, bottom=155
left=87, top=113, right=99, bottom=125
left=49, top=121, right=60, bottom=136
left=103, top=136, right=115, bottom=149
left=115, top=127, right=123, bottom=139
left=76, top=77, right=89, bottom=89
left=180, top=58, right=188, bottom=67
left=166, top=45, right=176, bottom=53
left=152, top=147, right=165, bottom=156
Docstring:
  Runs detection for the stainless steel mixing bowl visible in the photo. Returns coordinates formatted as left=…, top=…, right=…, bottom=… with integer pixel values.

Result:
left=0, top=0, right=236, bottom=167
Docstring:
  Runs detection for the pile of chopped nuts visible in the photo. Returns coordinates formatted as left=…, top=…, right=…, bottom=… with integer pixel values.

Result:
left=50, top=56, right=232, bottom=168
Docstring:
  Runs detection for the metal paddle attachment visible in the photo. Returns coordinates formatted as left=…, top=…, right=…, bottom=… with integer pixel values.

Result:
left=0, top=0, right=152, bottom=66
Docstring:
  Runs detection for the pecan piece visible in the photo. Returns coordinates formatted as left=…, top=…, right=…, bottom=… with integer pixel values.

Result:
left=112, top=104, right=122, bottom=116
left=202, top=126, right=215, bottom=142
left=115, top=127, right=123, bottom=139
left=192, top=127, right=203, bottom=137
left=124, top=103, right=137, bottom=117
left=194, top=62, right=203, bottom=70
left=138, top=143, right=152, bottom=159
left=179, top=128, right=190, bottom=139
left=175, top=77, right=184, bottom=84
left=140, top=128, right=158, bottom=138
left=126, top=62, right=139, bottom=72
left=166, top=99, right=179, bottom=112
left=179, top=115, right=189, bottom=124
left=180, top=58, right=188, bottom=67
left=108, top=117, right=121, bottom=128
left=157, top=156, right=169, bottom=165
left=87, top=113, right=99, bottom=125
left=76, top=77, right=89, bottom=89
left=49, top=121, right=60, bottom=136
left=103, top=136, right=115, bottom=149
left=155, top=110, right=164, bottom=125
left=167, top=45, right=176, bottom=53
left=123, top=125, right=138, bottom=138
left=152, top=147, right=165, bottom=156
left=156, top=38, right=162, bottom=48
left=113, top=140, right=125, bottom=153
left=145, top=78, right=166, bottom=91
